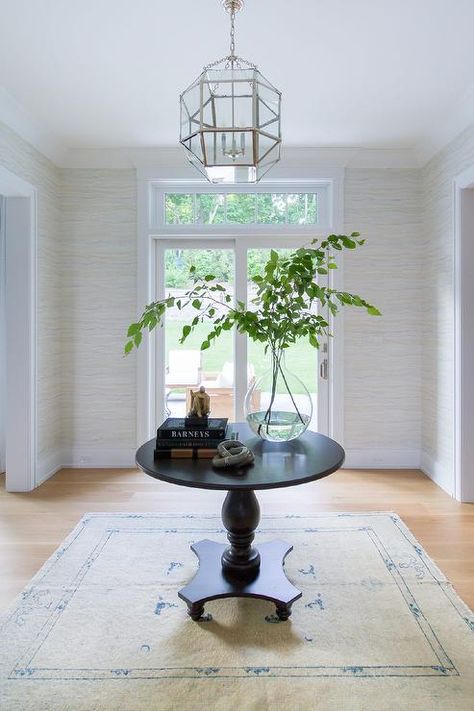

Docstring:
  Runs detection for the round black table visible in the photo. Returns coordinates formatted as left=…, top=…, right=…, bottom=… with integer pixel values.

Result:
left=136, top=423, right=345, bottom=621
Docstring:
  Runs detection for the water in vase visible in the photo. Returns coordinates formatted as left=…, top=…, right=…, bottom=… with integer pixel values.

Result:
left=247, top=411, right=311, bottom=442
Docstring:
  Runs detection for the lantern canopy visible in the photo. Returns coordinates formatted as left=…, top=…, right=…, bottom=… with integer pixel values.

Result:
left=179, top=1, right=282, bottom=183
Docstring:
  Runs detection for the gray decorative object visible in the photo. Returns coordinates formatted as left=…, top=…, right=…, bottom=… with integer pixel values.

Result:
left=211, top=439, right=255, bottom=470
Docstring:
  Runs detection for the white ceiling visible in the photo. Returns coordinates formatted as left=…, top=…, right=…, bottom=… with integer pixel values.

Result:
left=1, top=0, right=474, bottom=161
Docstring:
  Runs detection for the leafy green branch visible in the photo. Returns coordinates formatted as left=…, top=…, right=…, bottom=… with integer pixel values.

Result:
left=125, top=232, right=380, bottom=357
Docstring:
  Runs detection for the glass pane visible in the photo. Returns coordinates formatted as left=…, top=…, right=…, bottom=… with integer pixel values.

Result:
left=247, top=248, right=318, bottom=430
left=225, top=193, right=256, bottom=223
left=256, top=194, right=286, bottom=224
left=196, top=194, right=225, bottom=224
left=165, top=194, right=194, bottom=224
left=257, top=132, right=279, bottom=161
left=164, top=248, right=235, bottom=422
left=164, top=192, right=319, bottom=225
left=287, top=193, right=318, bottom=224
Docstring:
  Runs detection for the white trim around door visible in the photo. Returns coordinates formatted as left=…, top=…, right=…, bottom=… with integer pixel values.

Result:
left=136, top=171, right=345, bottom=447
left=0, top=167, right=37, bottom=492
left=0, top=195, right=5, bottom=474
left=453, top=164, right=474, bottom=502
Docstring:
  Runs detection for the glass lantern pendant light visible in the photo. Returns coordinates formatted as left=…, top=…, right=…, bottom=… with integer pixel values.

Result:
left=179, top=0, right=282, bottom=183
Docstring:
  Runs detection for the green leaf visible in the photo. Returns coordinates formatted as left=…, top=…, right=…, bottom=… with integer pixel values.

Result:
left=204, top=274, right=215, bottom=281
left=127, top=323, right=140, bottom=337
left=367, top=306, right=382, bottom=316
left=201, top=340, right=210, bottom=350
left=192, top=299, right=202, bottom=309
left=182, top=325, right=191, bottom=339
left=342, top=237, right=356, bottom=249
left=134, top=332, right=142, bottom=348
left=124, top=340, right=134, bottom=354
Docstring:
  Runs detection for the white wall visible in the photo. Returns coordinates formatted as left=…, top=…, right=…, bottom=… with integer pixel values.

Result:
left=421, top=123, right=474, bottom=494
left=0, top=120, right=62, bottom=482
left=60, top=169, right=137, bottom=466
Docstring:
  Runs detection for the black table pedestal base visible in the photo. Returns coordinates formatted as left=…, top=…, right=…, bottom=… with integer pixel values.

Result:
left=178, top=539, right=302, bottom=621
left=137, top=428, right=345, bottom=623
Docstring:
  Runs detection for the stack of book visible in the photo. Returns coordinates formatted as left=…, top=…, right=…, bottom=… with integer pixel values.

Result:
left=154, top=417, right=228, bottom=459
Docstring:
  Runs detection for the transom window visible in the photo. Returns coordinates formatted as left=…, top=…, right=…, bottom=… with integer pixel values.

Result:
left=149, top=181, right=332, bottom=233
left=164, top=192, right=318, bottom=225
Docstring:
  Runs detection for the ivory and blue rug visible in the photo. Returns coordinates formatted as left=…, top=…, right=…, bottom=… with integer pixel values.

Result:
left=1, top=512, right=474, bottom=710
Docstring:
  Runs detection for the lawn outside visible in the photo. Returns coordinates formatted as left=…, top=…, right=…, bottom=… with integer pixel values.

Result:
left=164, top=320, right=317, bottom=395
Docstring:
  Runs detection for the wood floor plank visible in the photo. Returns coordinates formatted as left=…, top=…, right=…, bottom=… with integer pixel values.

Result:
left=1, top=467, right=473, bottom=612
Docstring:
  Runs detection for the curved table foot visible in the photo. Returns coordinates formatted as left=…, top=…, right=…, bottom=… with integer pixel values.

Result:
left=178, top=539, right=302, bottom=621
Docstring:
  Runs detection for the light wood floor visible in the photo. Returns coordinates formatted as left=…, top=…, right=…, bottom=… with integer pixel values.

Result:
left=1, top=467, right=473, bottom=613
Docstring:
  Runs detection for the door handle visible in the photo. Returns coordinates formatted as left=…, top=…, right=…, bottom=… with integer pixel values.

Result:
left=320, top=358, right=328, bottom=380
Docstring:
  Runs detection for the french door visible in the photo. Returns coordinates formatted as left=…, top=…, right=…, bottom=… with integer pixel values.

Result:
left=154, top=238, right=329, bottom=434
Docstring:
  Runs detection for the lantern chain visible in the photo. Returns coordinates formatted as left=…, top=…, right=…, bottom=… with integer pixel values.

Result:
left=203, top=1, right=257, bottom=71
left=230, top=5, right=236, bottom=59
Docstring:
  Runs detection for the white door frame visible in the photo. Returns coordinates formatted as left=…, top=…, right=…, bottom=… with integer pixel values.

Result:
left=136, top=170, right=345, bottom=447
left=0, top=195, right=5, bottom=474
left=0, top=166, right=37, bottom=492
left=453, top=164, right=474, bottom=501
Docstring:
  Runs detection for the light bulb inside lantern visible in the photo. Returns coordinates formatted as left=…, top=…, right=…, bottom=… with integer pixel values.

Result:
left=221, top=132, right=246, bottom=161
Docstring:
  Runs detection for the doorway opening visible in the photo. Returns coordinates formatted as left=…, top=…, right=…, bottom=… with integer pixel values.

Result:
left=0, top=166, right=37, bottom=492
left=136, top=175, right=344, bottom=447
left=155, top=239, right=328, bottom=433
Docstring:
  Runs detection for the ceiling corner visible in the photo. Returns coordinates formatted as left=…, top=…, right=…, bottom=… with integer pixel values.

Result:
left=0, top=86, right=66, bottom=167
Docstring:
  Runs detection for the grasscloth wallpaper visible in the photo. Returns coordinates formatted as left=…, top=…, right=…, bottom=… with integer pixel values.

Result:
left=60, top=170, right=137, bottom=463
left=343, top=169, right=422, bottom=463
left=58, top=165, right=424, bottom=468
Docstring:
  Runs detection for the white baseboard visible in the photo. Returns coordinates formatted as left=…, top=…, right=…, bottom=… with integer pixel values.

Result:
left=61, top=447, right=136, bottom=469
left=36, top=448, right=64, bottom=487
left=343, top=449, right=421, bottom=469
left=420, top=450, right=454, bottom=497
left=34, top=448, right=454, bottom=497
left=32, top=447, right=136, bottom=487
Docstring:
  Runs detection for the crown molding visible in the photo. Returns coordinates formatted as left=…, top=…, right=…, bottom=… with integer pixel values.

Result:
left=62, top=145, right=420, bottom=171
left=0, top=87, right=65, bottom=166
left=415, top=84, right=474, bottom=167
left=3, top=79, right=473, bottom=172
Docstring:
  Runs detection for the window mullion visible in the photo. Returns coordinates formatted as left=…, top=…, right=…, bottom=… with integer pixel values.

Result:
left=234, top=243, right=248, bottom=422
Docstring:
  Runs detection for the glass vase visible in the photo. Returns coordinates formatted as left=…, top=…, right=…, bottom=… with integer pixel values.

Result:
left=244, top=351, right=313, bottom=442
